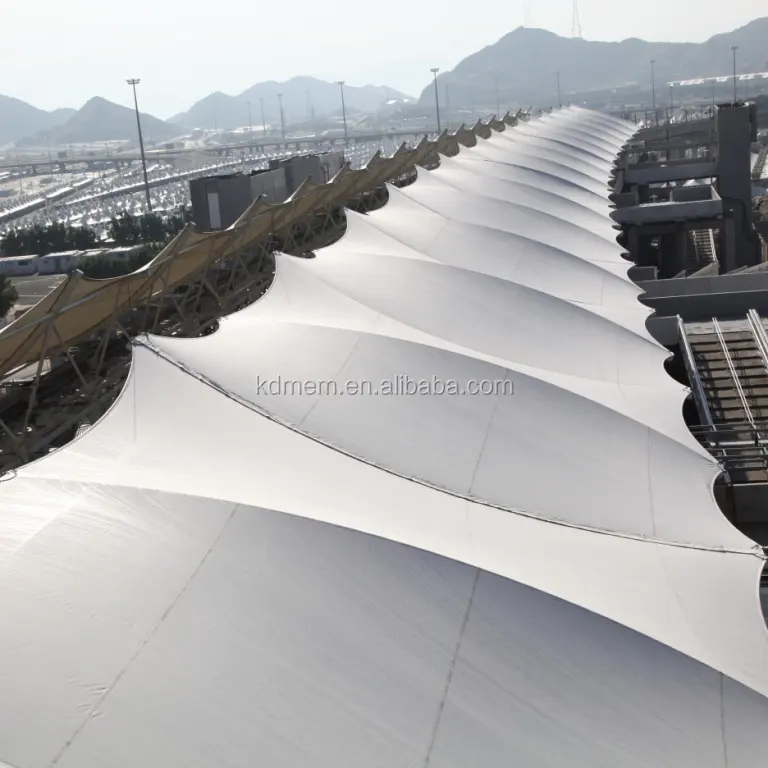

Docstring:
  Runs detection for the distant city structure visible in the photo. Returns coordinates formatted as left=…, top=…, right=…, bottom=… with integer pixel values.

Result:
left=669, top=71, right=768, bottom=87
left=189, top=151, right=345, bottom=231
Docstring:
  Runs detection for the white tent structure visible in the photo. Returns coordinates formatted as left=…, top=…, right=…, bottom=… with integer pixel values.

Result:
left=1, top=107, right=767, bottom=768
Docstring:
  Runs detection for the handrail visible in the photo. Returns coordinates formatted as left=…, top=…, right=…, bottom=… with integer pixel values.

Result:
left=712, top=317, right=757, bottom=431
left=747, top=309, right=768, bottom=377
left=677, top=316, right=715, bottom=430
left=706, top=229, right=716, bottom=263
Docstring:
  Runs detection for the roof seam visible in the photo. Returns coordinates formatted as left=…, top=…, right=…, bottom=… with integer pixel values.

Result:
left=134, top=336, right=766, bottom=560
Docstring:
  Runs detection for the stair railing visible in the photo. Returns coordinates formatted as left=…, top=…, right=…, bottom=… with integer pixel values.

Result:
left=747, top=309, right=768, bottom=377
left=712, top=317, right=759, bottom=436
left=705, top=229, right=716, bottom=263
left=677, top=315, right=716, bottom=433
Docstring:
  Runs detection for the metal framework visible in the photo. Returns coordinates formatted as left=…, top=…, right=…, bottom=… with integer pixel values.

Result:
left=685, top=313, right=768, bottom=483
left=0, top=113, right=524, bottom=475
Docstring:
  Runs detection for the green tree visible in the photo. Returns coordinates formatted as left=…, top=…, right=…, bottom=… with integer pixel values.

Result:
left=79, top=248, right=157, bottom=279
left=108, top=212, right=141, bottom=245
left=1, top=222, right=99, bottom=257
left=138, top=213, right=168, bottom=244
left=0, top=274, right=19, bottom=318
left=69, top=225, right=97, bottom=250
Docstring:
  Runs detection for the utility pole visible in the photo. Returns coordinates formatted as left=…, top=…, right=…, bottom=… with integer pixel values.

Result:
left=430, top=68, right=441, bottom=133
left=247, top=100, right=253, bottom=149
left=260, top=97, right=267, bottom=136
left=650, top=59, right=657, bottom=127
left=731, top=45, right=739, bottom=103
left=556, top=72, right=561, bottom=109
left=336, top=81, right=348, bottom=144
left=126, top=78, right=152, bottom=212
left=277, top=93, right=286, bottom=140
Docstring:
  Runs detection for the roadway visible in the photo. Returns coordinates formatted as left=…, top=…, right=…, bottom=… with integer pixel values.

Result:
left=11, top=274, right=64, bottom=308
left=0, top=129, right=433, bottom=173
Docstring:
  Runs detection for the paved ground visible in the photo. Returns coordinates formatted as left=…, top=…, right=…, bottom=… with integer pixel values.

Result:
left=10, top=275, right=65, bottom=307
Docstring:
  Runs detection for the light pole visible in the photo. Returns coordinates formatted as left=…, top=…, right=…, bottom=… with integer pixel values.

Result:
left=277, top=93, right=286, bottom=140
left=336, top=81, right=348, bottom=144
left=15, top=148, right=23, bottom=194
left=247, top=100, right=253, bottom=149
left=669, top=83, right=674, bottom=117
left=556, top=71, right=561, bottom=109
left=126, top=78, right=152, bottom=212
left=260, top=97, right=267, bottom=136
left=650, top=59, right=657, bottom=127
left=731, top=45, right=739, bottom=102
left=430, top=68, right=441, bottom=133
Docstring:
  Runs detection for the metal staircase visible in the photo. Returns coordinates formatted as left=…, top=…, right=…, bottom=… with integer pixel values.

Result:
left=689, top=228, right=717, bottom=272
left=679, top=311, right=768, bottom=483
left=752, top=145, right=768, bottom=181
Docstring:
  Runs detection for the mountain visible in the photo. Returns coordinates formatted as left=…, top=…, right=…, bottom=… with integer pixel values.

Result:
left=19, top=97, right=181, bottom=146
left=418, top=17, right=768, bottom=108
left=0, top=95, right=76, bottom=145
left=171, top=77, right=413, bottom=130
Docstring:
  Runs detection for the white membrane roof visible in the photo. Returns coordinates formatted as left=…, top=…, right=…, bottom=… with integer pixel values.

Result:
left=1, top=107, right=766, bottom=768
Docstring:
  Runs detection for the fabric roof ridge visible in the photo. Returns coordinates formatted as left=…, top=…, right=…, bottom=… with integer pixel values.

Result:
left=544, top=108, right=635, bottom=139
left=133, top=336, right=756, bottom=556
left=472, top=137, right=614, bottom=189
left=408, top=164, right=622, bottom=243
left=508, top=126, right=619, bottom=164
left=432, top=155, right=616, bottom=219
left=212, top=295, right=709, bottom=459
left=444, top=155, right=610, bottom=204
left=511, top=121, right=625, bottom=159
left=365, top=186, right=643, bottom=291
left=383, top=181, right=635, bottom=279
left=491, top=131, right=614, bottom=178
left=287, top=244, right=657, bottom=350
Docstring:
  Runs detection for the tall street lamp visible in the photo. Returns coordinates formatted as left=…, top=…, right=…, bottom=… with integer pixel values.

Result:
left=277, top=93, right=286, bottom=140
left=650, top=59, right=657, bottom=127
left=731, top=45, right=739, bottom=102
left=126, top=78, right=152, bottom=212
left=260, top=97, right=267, bottom=136
left=247, top=100, right=253, bottom=149
left=430, top=68, right=441, bottom=133
left=336, top=81, right=349, bottom=144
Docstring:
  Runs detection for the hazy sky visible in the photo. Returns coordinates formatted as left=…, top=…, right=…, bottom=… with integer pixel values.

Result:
left=1, top=0, right=765, bottom=117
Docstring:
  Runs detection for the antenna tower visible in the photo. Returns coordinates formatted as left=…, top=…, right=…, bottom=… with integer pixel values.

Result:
left=571, top=0, right=582, bottom=38
left=523, top=0, right=532, bottom=26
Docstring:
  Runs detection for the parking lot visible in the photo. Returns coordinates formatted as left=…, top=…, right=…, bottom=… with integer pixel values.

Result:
left=10, top=274, right=65, bottom=308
